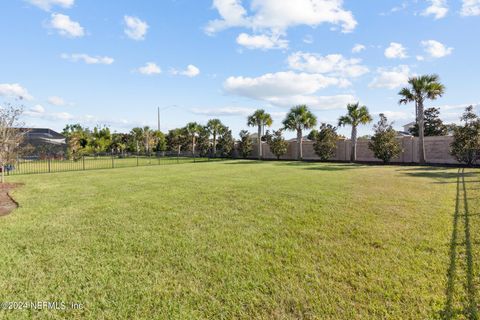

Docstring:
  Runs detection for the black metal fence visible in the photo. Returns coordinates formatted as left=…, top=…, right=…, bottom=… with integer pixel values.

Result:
left=3, top=152, right=223, bottom=176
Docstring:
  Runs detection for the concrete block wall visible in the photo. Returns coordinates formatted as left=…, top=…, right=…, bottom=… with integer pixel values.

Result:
left=244, top=136, right=459, bottom=165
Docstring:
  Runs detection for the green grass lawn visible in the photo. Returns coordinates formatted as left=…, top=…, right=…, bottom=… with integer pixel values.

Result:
left=0, top=161, right=479, bottom=319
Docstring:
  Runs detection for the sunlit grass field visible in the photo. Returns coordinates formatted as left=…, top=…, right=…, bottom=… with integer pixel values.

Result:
left=0, top=161, right=479, bottom=319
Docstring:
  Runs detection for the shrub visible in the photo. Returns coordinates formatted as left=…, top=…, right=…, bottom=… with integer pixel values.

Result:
left=266, top=130, right=288, bottom=160
left=217, top=129, right=235, bottom=157
left=313, top=124, right=338, bottom=161
left=238, top=130, right=253, bottom=158
left=450, top=106, right=480, bottom=166
left=368, top=114, right=402, bottom=163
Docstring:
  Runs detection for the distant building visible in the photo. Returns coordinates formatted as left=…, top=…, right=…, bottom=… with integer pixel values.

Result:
left=402, top=121, right=416, bottom=133
left=20, top=128, right=67, bottom=158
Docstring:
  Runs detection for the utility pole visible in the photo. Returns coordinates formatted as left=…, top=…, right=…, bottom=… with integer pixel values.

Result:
left=157, top=107, right=160, bottom=132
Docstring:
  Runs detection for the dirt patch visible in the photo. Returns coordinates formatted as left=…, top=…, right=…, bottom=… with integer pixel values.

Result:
left=0, top=183, right=22, bottom=217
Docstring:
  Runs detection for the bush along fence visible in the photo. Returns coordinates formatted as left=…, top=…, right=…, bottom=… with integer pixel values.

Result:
left=3, top=152, right=224, bottom=176
left=245, top=136, right=467, bottom=165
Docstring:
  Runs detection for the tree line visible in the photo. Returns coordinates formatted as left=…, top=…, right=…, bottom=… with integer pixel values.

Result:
left=1, top=74, right=477, bottom=167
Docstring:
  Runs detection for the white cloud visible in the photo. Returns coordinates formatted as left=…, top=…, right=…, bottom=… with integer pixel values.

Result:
left=48, top=96, right=67, bottom=106
left=416, top=55, right=425, bottom=61
left=287, top=52, right=369, bottom=78
left=24, top=106, right=74, bottom=121
left=137, top=62, right=161, bottom=75
left=266, top=94, right=357, bottom=110
left=171, top=64, right=200, bottom=78
left=377, top=110, right=412, bottom=121
left=236, top=33, right=288, bottom=50
left=223, top=71, right=354, bottom=109
left=26, top=0, right=74, bottom=11
left=369, top=65, right=411, bottom=89
left=190, top=106, right=255, bottom=116
left=48, top=13, right=84, bottom=38
left=124, top=15, right=148, bottom=40
left=61, top=53, right=114, bottom=65
left=352, top=44, right=366, bottom=53
left=31, top=105, right=45, bottom=113
left=206, top=0, right=357, bottom=35
left=224, top=71, right=347, bottom=100
left=303, top=35, right=314, bottom=44
left=461, top=0, right=480, bottom=16
left=0, top=83, right=33, bottom=100
left=384, top=42, right=408, bottom=59
left=421, top=40, right=453, bottom=58
left=422, top=0, right=448, bottom=19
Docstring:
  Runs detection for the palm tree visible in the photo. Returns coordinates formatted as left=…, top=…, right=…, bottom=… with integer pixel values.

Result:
left=185, top=122, right=202, bottom=157
left=206, top=119, right=224, bottom=157
left=338, top=102, right=372, bottom=162
left=142, top=126, right=155, bottom=154
left=282, top=105, right=317, bottom=160
left=247, top=109, right=273, bottom=159
left=399, top=74, right=445, bottom=164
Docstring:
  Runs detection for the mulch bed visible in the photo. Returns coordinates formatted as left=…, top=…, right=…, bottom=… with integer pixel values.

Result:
left=0, top=183, right=22, bottom=217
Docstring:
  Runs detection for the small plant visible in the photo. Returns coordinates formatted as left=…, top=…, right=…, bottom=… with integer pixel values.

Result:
left=266, top=130, right=288, bottom=160
left=368, top=114, right=402, bottom=163
left=450, top=106, right=480, bottom=166
left=238, top=130, right=253, bottom=158
left=313, top=123, right=338, bottom=161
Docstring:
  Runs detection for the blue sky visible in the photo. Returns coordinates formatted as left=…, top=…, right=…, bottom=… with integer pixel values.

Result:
left=1, top=0, right=479, bottom=138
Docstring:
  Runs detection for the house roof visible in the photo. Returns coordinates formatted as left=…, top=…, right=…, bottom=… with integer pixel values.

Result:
left=21, top=128, right=67, bottom=145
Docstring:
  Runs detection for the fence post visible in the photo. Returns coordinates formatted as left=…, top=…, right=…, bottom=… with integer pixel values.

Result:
left=112, top=153, right=114, bottom=168
left=137, top=154, right=139, bottom=166
left=48, top=157, right=51, bottom=173
left=82, top=156, right=85, bottom=170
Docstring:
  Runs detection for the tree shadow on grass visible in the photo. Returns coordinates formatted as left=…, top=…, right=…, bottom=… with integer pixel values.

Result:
left=273, top=162, right=364, bottom=171
left=440, top=168, right=479, bottom=319
left=398, top=167, right=477, bottom=181
left=222, top=160, right=265, bottom=165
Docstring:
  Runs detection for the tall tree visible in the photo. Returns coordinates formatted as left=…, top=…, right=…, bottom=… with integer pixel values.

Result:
left=238, top=130, right=253, bottom=158
left=282, top=105, right=317, bottom=160
left=166, top=128, right=187, bottom=156
left=313, top=123, right=338, bottom=161
left=399, top=74, right=445, bottom=164
left=142, top=126, right=155, bottom=154
left=185, top=122, right=202, bottom=157
left=130, top=127, right=144, bottom=153
left=217, top=127, right=234, bottom=157
left=409, top=107, right=448, bottom=137
left=90, top=126, right=112, bottom=153
left=247, top=109, right=273, bottom=159
left=338, top=102, right=372, bottom=162
left=110, top=133, right=129, bottom=155
left=63, top=124, right=89, bottom=158
left=152, top=130, right=166, bottom=152
left=195, top=126, right=211, bottom=157
left=368, top=114, right=402, bottom=163
left=265, top=130, right=289, bottom=160
left=206, top=119, right=224, bottom=157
